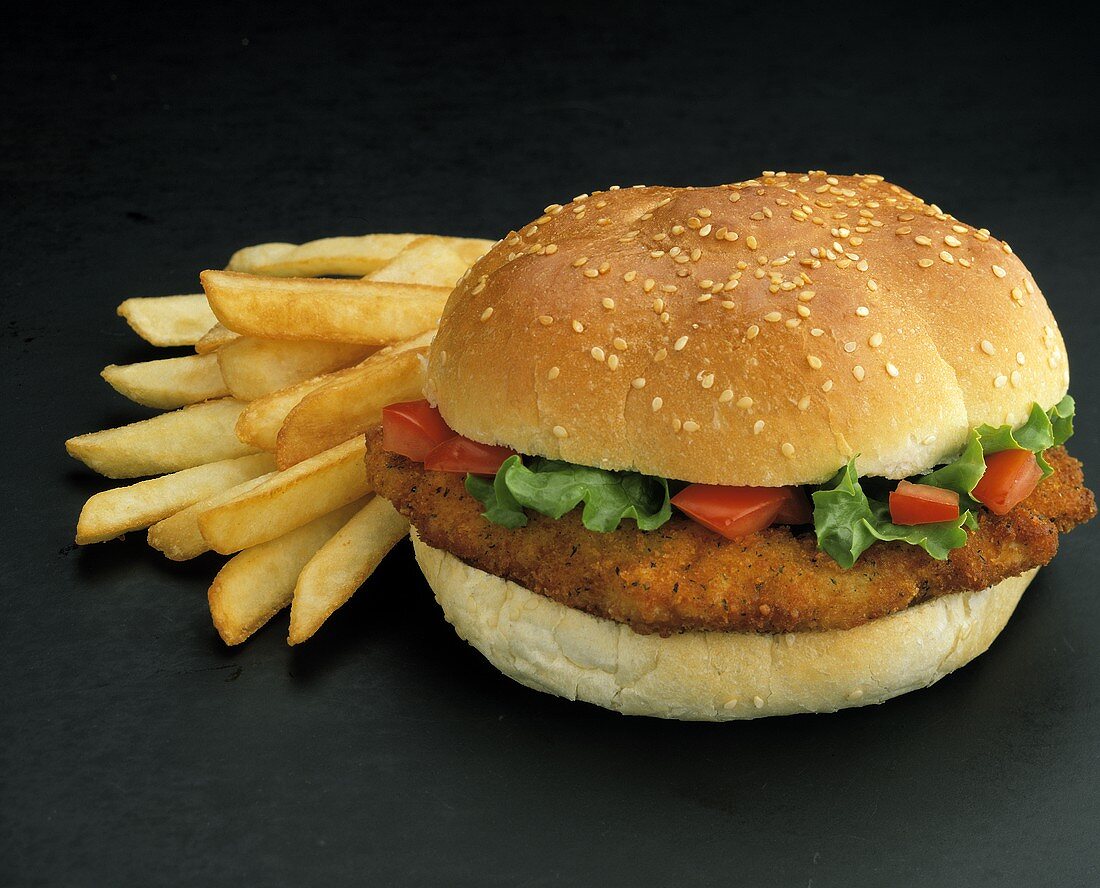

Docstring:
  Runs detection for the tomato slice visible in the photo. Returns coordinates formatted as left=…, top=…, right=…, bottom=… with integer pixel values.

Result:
left=972, top=449, right=1043, bottom=515
left=423, top=436, right=517, bottom=475
left=889, top=479, right=960, bottom=525
left=671, top=484, right=788, bottom=540
left=382, top=399, right=455, bottom=462
left=774, top=487, right=812, bottom=525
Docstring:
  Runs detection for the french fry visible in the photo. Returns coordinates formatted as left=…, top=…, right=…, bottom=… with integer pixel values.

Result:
left=198, top=437, right=370, bottom=553
left=75, top=453, right=275, bottom=545
left=66, top=399, right=258, bottom=479
left=447, top=237, right=495, bottom=267
left=102, top=354, right=228, bottom=409
left=194, top=323, right=241, bottom=354
left=201, top=270, right=449, bottom=344
left=275, top=345, right=427, bottom=468
left=366, top=236, right=471, bottom=287
left=234, top=374, right=332, bottom=451
left=217, top=338, right=374, bottom=401
left=147, top=470, right=277, bottom=560
left=208, top=502, right=364, bottom=645
left=288, top=497, right=409, bottom=644
left=117, top=294, right=217, bottom=347
left=226, top=234, right=420, bottom=277
left=234, top=331, right=433, bottom=454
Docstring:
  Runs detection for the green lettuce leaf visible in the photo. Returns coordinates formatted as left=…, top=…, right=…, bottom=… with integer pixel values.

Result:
left=464, top=457, right=528, bottom=529
left=918, top=429, right=985, bottom=512
left=812, top=459, right=975, bottom=569
left=1049, top=395, right=1075, bottom=446
left=466, top=456, right=672, bottom=533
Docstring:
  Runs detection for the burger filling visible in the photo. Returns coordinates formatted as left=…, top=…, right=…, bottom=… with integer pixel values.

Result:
left=381, top=396, right=1081, bottom=570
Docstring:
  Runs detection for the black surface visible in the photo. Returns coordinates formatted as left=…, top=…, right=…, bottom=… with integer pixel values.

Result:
left=4, top=5, right=1099, bottom=886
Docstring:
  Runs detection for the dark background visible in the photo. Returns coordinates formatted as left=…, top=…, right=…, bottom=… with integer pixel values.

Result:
left=3, top=4, right=1098, bottom=885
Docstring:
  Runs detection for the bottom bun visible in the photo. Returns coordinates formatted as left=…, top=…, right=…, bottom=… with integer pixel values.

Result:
left=411, top=528, right=1036, bottom=720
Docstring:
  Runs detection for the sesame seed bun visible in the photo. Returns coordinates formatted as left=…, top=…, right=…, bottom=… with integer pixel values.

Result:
left=426, top=172, right=1068, bottom=485
left=412, top=529, right=1036, bottom=720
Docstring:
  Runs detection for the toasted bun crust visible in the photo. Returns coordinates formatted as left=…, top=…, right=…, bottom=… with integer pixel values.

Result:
left=413, top=530, right=1035, bottom=720
left=427, top=173, right=1068, bottom=485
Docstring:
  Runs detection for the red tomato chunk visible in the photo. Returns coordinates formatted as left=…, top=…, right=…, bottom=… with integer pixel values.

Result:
left=972, top=449, right=1043, bottom=515
left=382, top=400, right=454, bottom=462
left=889, top=480, right=960, bottom=525
left=671, top=484, right=790, bottom=540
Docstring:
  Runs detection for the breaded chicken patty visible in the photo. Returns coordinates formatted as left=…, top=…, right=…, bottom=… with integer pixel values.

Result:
left=365, top=429, right=1094, bottom=635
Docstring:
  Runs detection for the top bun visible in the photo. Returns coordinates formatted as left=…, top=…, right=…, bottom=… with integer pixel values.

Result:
left=426, top=172, right=1068, bottom=486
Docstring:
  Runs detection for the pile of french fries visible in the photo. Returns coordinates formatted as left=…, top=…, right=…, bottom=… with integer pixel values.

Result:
left=67, top=233, right=493, bottom=645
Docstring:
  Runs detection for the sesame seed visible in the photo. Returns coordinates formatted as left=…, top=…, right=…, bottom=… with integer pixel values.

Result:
left=867, top=280, right=878, bottom=292
left=480, top=307, right=494, bottom=322
left=471, top=281, right=487, bottom=295
left=853, top=365, right=866, bottom=381
left=598, top=262, right=610, bottom=275
left=700, top=373, right=715, bottom=389
left=797, top=396, right=811, bottom=411
left=643, top=278, right=656, bottom=293
left=797, top=305, right=811, bottom=318
left=719, top=389, right=734, bottom=403
left=939, top=251, right=954, bottom=264
left=654, top=348, right=668, bottom=361
left=821, top=379, right=834, bottom=392
left=737, top=396, right=753, bottom=409
left=1017, top=352, right=1026, bottom=365
left=674, top=335, right=689, bottom=351
left=591, top=346, right=605, bottom=362
left=992, top=264, right=1007, bottom=278
left=583, top=268, right=599, bottom=278
left=572, top=320, right=584, bottom=333
left=699, top=223, right=712, bottom=237
left=651, top=397, right=663, bottom=411
left=918, top=258, right=934, bottom=268
left=623, top=270, right=637, bottom=282
left=746, top=325, right=760, bottom=340
left=602, top=297, right=615, bottom=309
left=547, top=366, right=560, bottom=380
left=807, top=355, right=823, bottom=369
left=944, top=235, right=962, bottom=247
left=994, top=374, right=1008, bottom=388
left=980, top=340, right=996, bottom=356
left=572, top=256, right=588, bottom=268
left=683, top=420, right=700, bottom=432
left=915, top=235, right=932, bottom=246
left=810, top=327, right=824, bottom=337
left=746, top=235, right=759, bottom=250
left=856, top=306, right=870, bottom=317
left=753, top=420, right=765, bottom=434
left=844, top=341, right=857, bottom=353
left=886, top=362, right=899, bottom=378
left=607, top=354, right=620, bottom=370
left=553, top=425, right=568, bottom=439
left=764, top=311, right=782, bottom=323
left=538, top=315, right=553, bottom=326
left=544, top=243, right=558, bottom=255
left=869, top=333, right=883, bottom=348
left=613, top=337, right=628, bottom=350
left=1011, top=370, right=1022, bottom=386
left=781, top=442, right=796, bottom=457
left=632, top=377, right=646, bottom=389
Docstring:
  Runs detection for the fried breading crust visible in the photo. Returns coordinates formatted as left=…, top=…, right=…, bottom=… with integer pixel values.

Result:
left=365, top=430, right=1094, bottom=635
